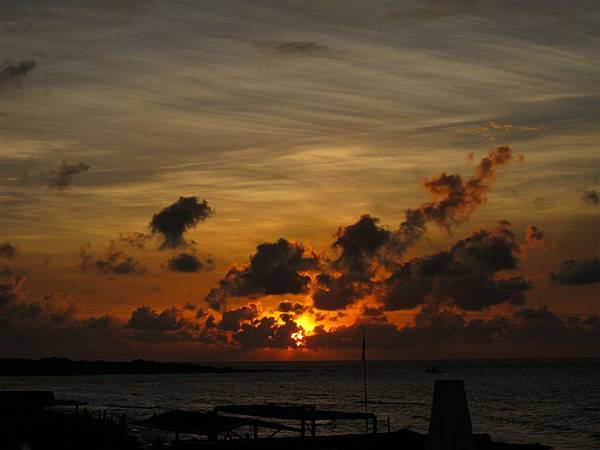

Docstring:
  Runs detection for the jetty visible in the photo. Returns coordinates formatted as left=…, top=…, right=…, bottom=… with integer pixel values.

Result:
left=135, top=380, right=551, bottom=450
left=0, top=380, right=552, bottom=450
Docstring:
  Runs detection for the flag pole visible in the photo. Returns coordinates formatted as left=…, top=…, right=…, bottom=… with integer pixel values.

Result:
left=362, top=327, right=368, bottom=433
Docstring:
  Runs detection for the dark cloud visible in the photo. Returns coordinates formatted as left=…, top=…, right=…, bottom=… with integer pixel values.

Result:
left=379, top=270, right=435, bottom=310
left=362, top=306, right=384, bottom=317
left=382, top=222, right=531, bottom=311
left=310, top=214, right=400, bottom=309
left=195, top=307, right=207, bottom=319
left=311, top=273, right=366, bottom=310
left=307, top=306, right=600, bottom=352
left=524, top=225, right=544, bottom=245
left=277, top=301, right=307, bottom=315
left=0, top=275, right=26, bottom=306
left=581, top=189, right=599, bottom=206
left=205, top=288, right=227, bottom=312
left=550, top=258, right=600, bottom=285
left=0, top=242, right=17, bottom=259
left=0, top=271, right=596, bottom=355
left=310, top=146, right=521, bottom=308
left=311, top=221, right=532, bottom=312
left=0, top=266, right=17, bottom=277
left=127, top=306, right=186, bottom=331
left=332, top=214, right=393, bottom=280
left=233, top=314, right=301, bottom=349
left=0, top=59, right=36, bottom=86
left=218, top=304, right=260, bottom=331
left=399, top=146, right=520, bottom=247
left=126, top=306, right=196, bottom=342
left=114, top=232, right=152, bottom=249
left=150, top=196, right=214, bottom=249
left=0, top=273, right=303, bottom=351
left=167, top=253, right=213, bottom=273
left=276, top=42, right=328, bottom=55
left=434, top=275, right=531, bottom=311
left=110, top=258, right=145, bottom=275
left=308, top=307, right=469, bottom=351
left=205, top=238, right=319, bottom=310
left=508, top=307, right=600, bottom=345
left=0, top=300, right=125, bottom=349
left=205, top=147, right=519, bottom=313
left=80, top=244, right=146, bottom=276
left=195, top=303, right=303, bottom=350
left=0, top=274, right=178, bottom=348
left=0, top=276, right=125, bottom=348
left=521, top=225, right=554, bottom=254
left=45, top=160, right=90, bottom=190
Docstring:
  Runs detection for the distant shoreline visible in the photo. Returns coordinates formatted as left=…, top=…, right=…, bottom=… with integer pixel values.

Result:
left=0, top=357, right=279, bottom=377
left=1, top=356, right=597, bottom=377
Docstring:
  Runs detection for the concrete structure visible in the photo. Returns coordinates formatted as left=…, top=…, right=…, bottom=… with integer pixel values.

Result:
left=426, top=380, right=476, bottom=450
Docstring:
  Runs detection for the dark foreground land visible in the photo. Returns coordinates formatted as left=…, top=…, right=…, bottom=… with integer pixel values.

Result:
left=166, top=433, right=551, bottom=450
left=0, top=364, right=554, bottom=450
left=0, top=387, right=552, bottom=450
left=0, top=357, right=268, bottom=376
left=1, top=407, right=138, bottom=450
left=0, top=409, right=551, bottom=450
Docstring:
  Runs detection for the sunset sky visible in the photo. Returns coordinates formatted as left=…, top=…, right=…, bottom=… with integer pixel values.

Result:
left=1, top=0, right=598, bottom=361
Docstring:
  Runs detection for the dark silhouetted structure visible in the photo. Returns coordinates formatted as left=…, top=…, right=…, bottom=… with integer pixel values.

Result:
left=427, top=380, right=476, bottom=450
left=215, top=404, right=377, bottom=437
left=0, top=384, right=553, bottom=449
left=137, top=410, right=300, bottom=441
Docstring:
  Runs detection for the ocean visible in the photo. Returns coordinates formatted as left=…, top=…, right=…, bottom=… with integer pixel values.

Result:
left=1, top=359, right=598, bottom=449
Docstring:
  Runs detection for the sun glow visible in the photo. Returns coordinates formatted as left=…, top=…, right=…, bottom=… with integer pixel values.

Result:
left=294, top=313, right=317, bottom=334
left=291, top=331, right=306, bottom=347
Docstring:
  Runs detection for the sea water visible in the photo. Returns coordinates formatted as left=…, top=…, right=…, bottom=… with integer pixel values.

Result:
left=1, top=359, right=598, bottom=449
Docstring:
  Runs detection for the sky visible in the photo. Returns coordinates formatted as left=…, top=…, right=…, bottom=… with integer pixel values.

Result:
left=0, top=0, right=598, bottom=361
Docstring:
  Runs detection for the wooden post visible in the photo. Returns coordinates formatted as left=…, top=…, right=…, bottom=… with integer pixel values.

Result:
left=387, top=416, right=391, bottom=433
left=301, top=419, right=306, bottom=437
left=310, top=417, right=316, bottom=437
left=362, top=328, right=368, bottom=434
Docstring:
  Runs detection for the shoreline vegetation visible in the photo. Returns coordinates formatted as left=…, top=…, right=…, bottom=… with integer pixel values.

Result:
left=0, top=357, right=277, bottom=376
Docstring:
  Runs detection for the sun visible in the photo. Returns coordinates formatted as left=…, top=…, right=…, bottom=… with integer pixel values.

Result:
left=291, top=331, right=306, bottom=348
